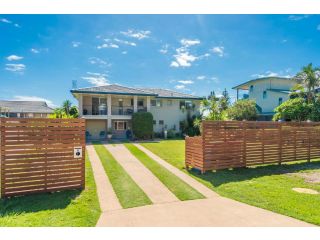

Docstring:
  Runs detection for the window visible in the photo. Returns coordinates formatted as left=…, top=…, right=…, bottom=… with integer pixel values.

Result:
left=180, top=100, right=193, bottom=110
left=114, top=121, right=127, bottom=130
left=278, top=97, right=283, bottom=105
left=167, top=100, right=173, bottom=106
left=138, top=99, right=144, bottom=107
left=151, top=99, right=162, bottom=107
left=159, top=120, right=164, bottom=125
left=153, top=120, right=156, bottom=125
left=130, top=99, right=134, bottom=106
left=263, top=91, right=267, bottom=99
left=250, top=85, right=254, bottom=93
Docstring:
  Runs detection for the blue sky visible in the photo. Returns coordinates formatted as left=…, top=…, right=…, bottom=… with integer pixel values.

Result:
left=1, top=14, right=320, bottom=107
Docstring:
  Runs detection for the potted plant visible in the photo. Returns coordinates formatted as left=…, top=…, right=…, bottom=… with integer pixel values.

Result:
left=107, top=128, right=113, bottom=139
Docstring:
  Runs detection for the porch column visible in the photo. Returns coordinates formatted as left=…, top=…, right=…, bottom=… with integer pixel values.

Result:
left=107, top=94, right=112, bottom=116
left=236, top=89, right=239, bottom=101
left=78, top=94, right=83, bottom=117
left=107, top=94, right=112, bottom=129
left=146, top=96, right=151, bottom=112
left=133, top=95, right=138, bottom=113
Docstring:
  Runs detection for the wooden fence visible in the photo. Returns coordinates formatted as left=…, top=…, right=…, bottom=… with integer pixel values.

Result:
left=0, top=118, right=86, bottom=197
left=186, top=121, right=320, bottom=173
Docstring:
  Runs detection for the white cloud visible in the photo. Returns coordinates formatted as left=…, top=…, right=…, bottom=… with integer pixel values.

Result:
left=211, top=46, right=225, bottom=57
left=72, top=41, right=81, bottom=48
left=159, top=44, right=169, bottom=54
left=251, top=70, right=292, bottom=78
left=0, top=18, right=11, bottom=23
left=197, top=75, right=206, bottom=80
left=180, top=39, right=200, bottom=47
left=97, top=43, right=119, bottom=49
left=317, top=24, right=320, bottom=31
left=88, top=57, right=111, bottom=68
left=6, top=55, right=23, bottom=61
left=30, top=48, right=40, bottom=54
left=171, top=49, right=198, bottom=67
left=170, top=38, right=207, bottom=68
left=122, top=51, right=127, bottom=55
left=175, top=85, right=186, bottom=90
left=0, top=18, right=20, bottom=27
left=288, top=15, right=309, bottom=21
left=13, top=96, right=56, bottom=108
left=178, top=80, right=194, bottom=84
left=114, top=38, right=136, bottom=46
left=170, top=61, right=179, bottom=67
left=81, top=72, right=109, bottom=86
left=120, top=29, right=151, bottom=40
left=5, top=63, right=26, bottom=73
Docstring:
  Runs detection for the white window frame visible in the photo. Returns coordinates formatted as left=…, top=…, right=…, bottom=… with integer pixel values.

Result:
left=114, top=121, right=127, bottom=131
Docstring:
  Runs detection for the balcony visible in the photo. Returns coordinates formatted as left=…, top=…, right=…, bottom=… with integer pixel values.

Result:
left=111, top=106, right=134, bottom=115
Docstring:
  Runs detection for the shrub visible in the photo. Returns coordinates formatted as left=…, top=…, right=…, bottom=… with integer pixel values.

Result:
left=167, top=129, right=175, bottom=139
left=227, top=99, right=258, bottom=121
left=132, top=112, right=154, bottom=139
left=273, top=97, right=312, bottom=121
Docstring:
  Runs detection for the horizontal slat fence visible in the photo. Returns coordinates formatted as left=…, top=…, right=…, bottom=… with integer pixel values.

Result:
left=0, top=118, right=86, bottom=197
left=185, top=121, right=320, bottom=173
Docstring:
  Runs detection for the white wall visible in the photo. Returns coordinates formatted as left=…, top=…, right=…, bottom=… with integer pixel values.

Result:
left=149, top=98, right=201, bottom=133
left=248, top=79, right=296, bottom=113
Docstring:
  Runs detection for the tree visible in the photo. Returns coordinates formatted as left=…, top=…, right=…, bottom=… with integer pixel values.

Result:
left=62, top=100, right=72, bottom=116
left=273, top=97, right=311, bottom=121
left=69, top=106, right=79, bottom=118
left=227, top=99, right=258, bottom=121
left=200, top=98, right=227, bottom=121
left=294, top=63, right=320, bottom=103
left=219, top=88, right=230, bottom=111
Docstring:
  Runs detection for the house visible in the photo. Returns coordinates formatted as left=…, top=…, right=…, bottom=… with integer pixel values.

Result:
left=232, top=77, right=298, bottom=120
left=70, top=84, right=203, bottom=139
left=0, top=100, right=54, bottom=118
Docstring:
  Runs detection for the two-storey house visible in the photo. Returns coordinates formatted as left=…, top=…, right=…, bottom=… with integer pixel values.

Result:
left=70, top=84, right=203, bottom=139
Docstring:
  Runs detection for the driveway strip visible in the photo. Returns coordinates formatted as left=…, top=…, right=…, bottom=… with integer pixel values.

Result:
left=134, top=143, right=218, bottom=198
left=86, top=144, right=122, bottom=212
left=104, top=144, right=179, bottom=204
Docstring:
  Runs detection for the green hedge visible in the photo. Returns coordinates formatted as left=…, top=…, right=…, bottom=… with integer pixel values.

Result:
left=132, top=112, right=153, bottom=139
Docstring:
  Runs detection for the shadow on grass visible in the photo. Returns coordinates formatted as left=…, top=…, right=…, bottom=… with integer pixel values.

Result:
left=188, top=160, right=320, bottom=187
left=0, top=189, right=81, bottom=217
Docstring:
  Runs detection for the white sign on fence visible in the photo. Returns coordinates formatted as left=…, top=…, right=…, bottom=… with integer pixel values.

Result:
left=74, top=146, right=83, bottom=158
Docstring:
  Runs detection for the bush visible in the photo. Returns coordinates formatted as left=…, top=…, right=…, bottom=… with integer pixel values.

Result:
left=167, top=129, right=175, bottom=139
left=227, top=99, right=258, bottom=121
left=132, top=112, right=154, bottom=139
left=273, top=97, right=313, bottom=121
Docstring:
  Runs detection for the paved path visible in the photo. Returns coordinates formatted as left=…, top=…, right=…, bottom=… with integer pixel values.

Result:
left=104, top=144, right=178, bottom=204
left=88, top=143, right=314, bottom=227
left=134, top=143, right=217, bottom=198
left=103, top=198, right=312, bottom=227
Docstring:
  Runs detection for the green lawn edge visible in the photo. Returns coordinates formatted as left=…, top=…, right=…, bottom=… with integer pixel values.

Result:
left=93, top=142, right=152, bottom=208
left=125, top=143, right=204, bottom=201
left=0, top=152, right=101, bottom=227
left=142, top=140, right=320, bottom=226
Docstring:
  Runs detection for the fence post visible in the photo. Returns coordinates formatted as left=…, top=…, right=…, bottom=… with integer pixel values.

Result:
left=243, top=122, right=247, bottom=167
left=278, top=123, right=282, bottom=165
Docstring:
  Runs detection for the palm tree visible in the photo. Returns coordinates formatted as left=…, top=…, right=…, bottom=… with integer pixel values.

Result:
left=294, top=63, right=320, bottom=103
left=62, top=100, right=72, bottom=116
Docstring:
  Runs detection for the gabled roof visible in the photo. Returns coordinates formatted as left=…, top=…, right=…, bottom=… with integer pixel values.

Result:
left=232, top=77, right=295, bottom=90
left=71, top=84, right=203, bottom=100
left=0, top=100, right=54, bottom=113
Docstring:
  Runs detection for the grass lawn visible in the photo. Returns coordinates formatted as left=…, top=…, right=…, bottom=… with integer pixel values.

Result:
left=125, top=143, right=204, bottom=201
left=93, top=142, right=152, bottom=208
left=0, top=152, right=101, bottom=227
left=142, top=140, right=320, bottom=225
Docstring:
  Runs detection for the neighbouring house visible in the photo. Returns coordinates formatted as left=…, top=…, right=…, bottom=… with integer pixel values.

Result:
left=70, top=84, right=203, bottom=139
left=0, top=100, right=54, bottom=118
left=232, top=77, right=298, bottom=120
